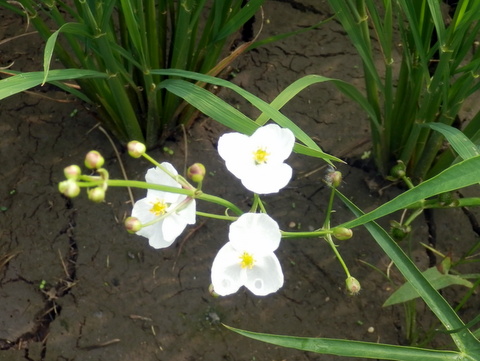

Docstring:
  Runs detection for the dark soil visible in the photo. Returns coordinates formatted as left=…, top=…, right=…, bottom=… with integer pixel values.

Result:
left=1, top=1, right=479, bottom=360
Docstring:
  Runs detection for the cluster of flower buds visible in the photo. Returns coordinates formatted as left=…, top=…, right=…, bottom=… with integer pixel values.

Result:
left=58, top=150, right=108, bottom=202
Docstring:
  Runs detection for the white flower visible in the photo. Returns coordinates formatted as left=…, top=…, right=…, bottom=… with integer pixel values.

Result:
left=131, top=162, right=196, bottom=249
left=217, top=124, right=295, bottom=194
left=211, top=213, right=284, bottom=296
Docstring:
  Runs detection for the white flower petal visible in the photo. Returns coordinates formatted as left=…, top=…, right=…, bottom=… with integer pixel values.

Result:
left=218, top=125, right=295, bottom=194
left=242, top=163, right=292, bottom=194
left=162, top=214, right=188, bottom=245
left=141, top=220, right=170, bottom=249
left=145, top=163, right=183, bottom=204
left=218, top=132, right=254, bottom=178
left=180, top=199, right=197, bottom=224
left=229, top=213, right=281, bottom=253
left=250, top=124, right=295, bottom=163
left=244, top=253, right=284, bottom=296
left=131, top=197, right=156, bottom=224
left=211, top=243, right=243, bottom=296
left=131, top=162, right=196, bottom=249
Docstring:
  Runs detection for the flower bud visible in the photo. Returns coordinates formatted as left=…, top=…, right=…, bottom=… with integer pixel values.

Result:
left=332, top=227, right=353, bottom=241
left=127, top=141, right=146, bottom=158
left=64, top=165, right=81, bottom=180
left=58, top=179, right=80, bottom=198
left=437, top=255, right=452, bottom=275
left=84, top=150, right=104, bottom=169
left=88, top=187, right=105, bottom=203
left=325, top=168, right=342, bottom=188
left=187, top=163, right=206, bottom=183
left=346, top=276, right=361, bottom=295
left=208, top=284, right=220, bottom=298
left=124, top=217, right=142, bottom=233
left=389, top=160, right=406, bottom=179
left=389, top=220, right=411, bottom=242
left=438, top=192, right=458, bottom=207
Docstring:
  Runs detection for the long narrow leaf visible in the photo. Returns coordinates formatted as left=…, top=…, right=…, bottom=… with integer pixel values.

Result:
left=336, top=192, right=480, bottom=353
left=152, top=69, right=378, bottom=150
left=383, top=267, right=474, bottom=307
left=0, top=69, right=108, bottom=100
left=158, top=79, right=343, bottom=163
left=422, top=123, right=480, bottom=160
left=340, top=156, right=480, bottom=229
left=42, top=22, right=92, bottom=84
left=225, top=325, right=461, bottom=361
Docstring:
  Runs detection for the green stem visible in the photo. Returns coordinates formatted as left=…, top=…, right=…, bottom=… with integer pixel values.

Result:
left=281, top=229, right=331, bottom=239
left=80, top=178, right=244, bottom=215
left=196, top=211, right=238, bottom=221
left=325, top=233, right=351, bottom=278
left=323, top=186, right=336, bottom=228
left=107, top=179, right=195, bottom=196
left=195, top=193, right=244, bottom=216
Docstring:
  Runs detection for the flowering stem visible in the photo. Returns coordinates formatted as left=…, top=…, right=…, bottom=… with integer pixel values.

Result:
left=324, top=231, right=351, bottom=278
left=196, top=193, right=244, bottom=216
left=141, top=153, right=193, bottom=189
left=323, top=185, right=337, bottom=228
left=77, top=177, right=244, bottom=215
left=281, top=229, right=332, bottom=239
left=196, top=211, right=238, bottom=221
left=252, top=194, right=267, bottom=213
left=107, top=179, right=195, bottom=196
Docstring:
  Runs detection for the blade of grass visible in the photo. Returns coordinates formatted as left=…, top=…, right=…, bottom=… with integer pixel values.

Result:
left=157, top=78, right=342, bottom=163
left=339, top=155, right=480, bottom=229
left=225, top=325, right=462, bottom=361
left=336, top=191, right=480, bottom=353
left=0, top=69, right=108, bottom=99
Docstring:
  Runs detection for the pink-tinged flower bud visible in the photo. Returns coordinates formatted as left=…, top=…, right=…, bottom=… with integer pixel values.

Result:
left=58, top=179, right=80, bottom=198
left=124, top=217, right=142, bottom=234
left=346, top=276, right=361, bottom=295
left=187, top=163, right=206, bottom=183
left=325, top=168, right=342, bottom=188
left=84, top=151, right=104, bottom=169
left=437, top=255, right=452, bottom=275
left=64, top=165, right=81, bottom=180
left=333, top=227, right=353, bottom=240
left=127, top=141, right=146, bottom=158
left=88, top=187, right=105, bottom=203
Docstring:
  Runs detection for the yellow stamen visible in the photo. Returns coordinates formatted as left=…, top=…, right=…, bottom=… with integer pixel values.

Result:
left=150, top=199, right=168, bottom=216
left=253, top=147, right=270, bottom=164
left=239, top=252, right=255, bottom=269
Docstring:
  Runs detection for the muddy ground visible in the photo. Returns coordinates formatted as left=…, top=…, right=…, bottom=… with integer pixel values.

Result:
left=1, top=1, right=479, bottom=360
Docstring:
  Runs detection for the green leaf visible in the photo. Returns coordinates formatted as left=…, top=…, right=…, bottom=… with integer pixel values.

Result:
left=158, top=79, right=343, bottom=164
left=214, top=0, right=264, bottom=41
left=340, top=155, right=480, bottom=229
left=43, top=23, right=92, bottom=84
left=225, top=325, right=461, bottom=361
left=384, top=267, right=474, bottom=307
left=422, top=123, right=480, bottom=160
left=0, top=69, right=108, bottom=100
left=336, top=191, right=480, bottom=353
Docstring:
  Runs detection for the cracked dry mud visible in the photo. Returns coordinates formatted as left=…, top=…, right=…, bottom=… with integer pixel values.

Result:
left=1, top=1, right=479, bottom=360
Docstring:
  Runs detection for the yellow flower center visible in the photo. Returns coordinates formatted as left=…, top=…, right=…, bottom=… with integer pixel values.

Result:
left=150, top=199, right=168, bottom=216
left=239, top=252, right=256, bottom=269
left=253, top=147, right=270, bottom=165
